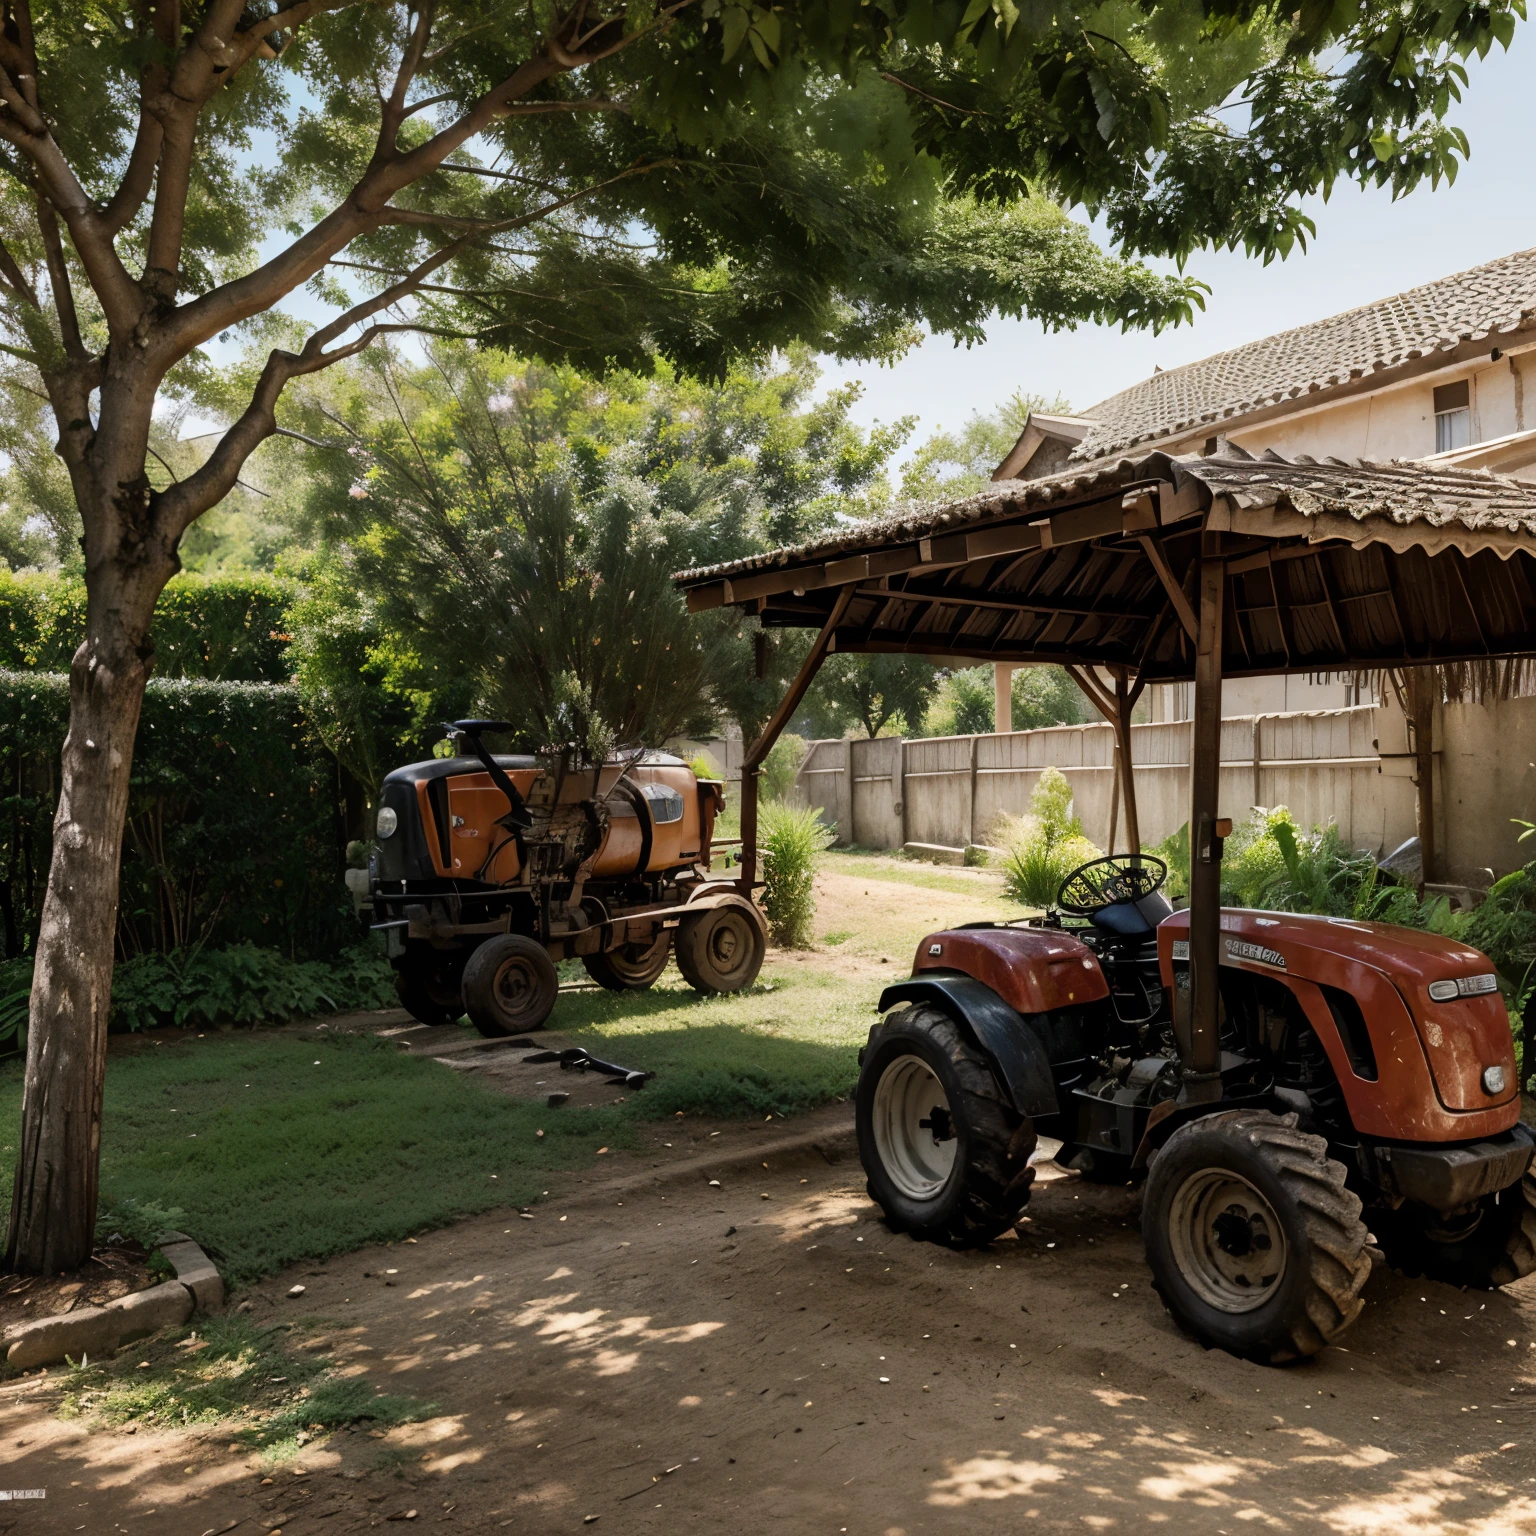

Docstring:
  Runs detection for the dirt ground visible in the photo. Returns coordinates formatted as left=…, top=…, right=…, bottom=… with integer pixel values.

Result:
left=7, top=1102, right=1536, bottom=1536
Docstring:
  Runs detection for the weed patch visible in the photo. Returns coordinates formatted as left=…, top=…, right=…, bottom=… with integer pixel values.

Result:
left=55, top=1313, right=431, bottom=1457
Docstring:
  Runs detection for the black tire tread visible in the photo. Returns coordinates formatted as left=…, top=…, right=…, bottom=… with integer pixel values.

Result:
left=1492, top=1173, right=1536, bottom=1287
left=1148, top=1109, right=1371, bottom=1363
left=861, top=1004, right=1035, bottom=1247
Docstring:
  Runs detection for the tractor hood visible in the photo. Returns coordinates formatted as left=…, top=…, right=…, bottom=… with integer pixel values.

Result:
left=1158, top=909, right=1518, bottom=1122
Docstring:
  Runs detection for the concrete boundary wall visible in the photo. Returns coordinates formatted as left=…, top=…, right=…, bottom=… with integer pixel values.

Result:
left=679, top=694, right=1536, bottom=885
left=791, top=706, right=1419, bottom=865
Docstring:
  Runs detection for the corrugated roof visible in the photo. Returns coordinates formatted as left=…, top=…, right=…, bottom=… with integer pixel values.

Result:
left=673, top=450, right=1536, bottom=587
left=1067, top=248, right=1536, bottom=462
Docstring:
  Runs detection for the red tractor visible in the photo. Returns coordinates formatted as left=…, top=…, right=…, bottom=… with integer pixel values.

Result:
left=856, top=855, right=1536, bottom=1363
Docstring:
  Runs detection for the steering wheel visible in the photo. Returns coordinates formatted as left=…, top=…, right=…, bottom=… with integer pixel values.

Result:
left=1056, top=855, right=1168, bottom=916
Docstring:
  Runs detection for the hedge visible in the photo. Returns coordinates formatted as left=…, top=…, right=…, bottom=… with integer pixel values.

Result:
left=0, top=670, right=356, bottom=962
left=0, top=570, right=292, bottom=682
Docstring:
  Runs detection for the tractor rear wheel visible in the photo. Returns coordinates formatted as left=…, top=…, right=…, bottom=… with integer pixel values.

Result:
left=676, top=898, right=765, bottom=994
left=394, top=960, right=462, bottom=1027
left=462, top=934, right=559, bottom=1037
left=1373, top=1173, right=1536, bottom=1288
left=1143, top=1109, right=1372, bottom=1363
left=584, top=931, right=671, bottom=991
left=856, top=1005, right=1037, bottom=1247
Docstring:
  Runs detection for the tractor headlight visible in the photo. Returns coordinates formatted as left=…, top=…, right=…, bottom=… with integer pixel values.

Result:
left=1427, top=973, right=1498, bottom=1003
left=376, top=805, right=399, bottom=839
left=1483, top=1065, right=1508, bottom=1095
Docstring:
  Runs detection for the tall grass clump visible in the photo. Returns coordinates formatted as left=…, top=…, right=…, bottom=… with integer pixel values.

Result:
left=761, top=733, right=809, bottom=802
left=761, top=799, right=835, bottom=947
left=998, top=767, right=1101, bottom=908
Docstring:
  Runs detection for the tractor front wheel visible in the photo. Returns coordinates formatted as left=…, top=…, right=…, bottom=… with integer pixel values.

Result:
left=856, top=1005, right=1037, bottom=1247
left=1143, top=1109, right=1372, bottom=1364
left=1373, top=1174, right=1536, bottom=1288
left=676, top=898, right=765, bottom=994
left=462, top=934, right=559, bottom=1037
left=584, top=931, right=671, bottom=991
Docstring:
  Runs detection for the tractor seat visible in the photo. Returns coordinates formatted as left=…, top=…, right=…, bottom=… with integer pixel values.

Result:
left=1090, top=890, right=1174, bottom=938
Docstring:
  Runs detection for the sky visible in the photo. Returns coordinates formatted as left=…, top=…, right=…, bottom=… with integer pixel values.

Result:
left=819, top=23, right=1536, bottom=450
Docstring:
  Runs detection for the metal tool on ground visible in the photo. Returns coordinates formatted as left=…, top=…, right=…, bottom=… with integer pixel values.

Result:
left=522, top=1046, right=652, bottom=1090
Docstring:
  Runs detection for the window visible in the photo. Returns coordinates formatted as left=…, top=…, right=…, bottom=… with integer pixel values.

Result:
left=1434, top=380, right=1471, bottom=453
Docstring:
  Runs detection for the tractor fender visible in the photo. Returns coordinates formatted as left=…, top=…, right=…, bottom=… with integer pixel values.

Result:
left=877, top=974, right=1059, bottom=1119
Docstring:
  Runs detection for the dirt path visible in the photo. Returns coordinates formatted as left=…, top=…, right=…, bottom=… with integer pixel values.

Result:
left=7, top=1109, right=1536, bottom=1535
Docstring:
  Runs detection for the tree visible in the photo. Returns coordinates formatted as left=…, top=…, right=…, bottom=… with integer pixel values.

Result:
left=803, top=654, right=941, bottom=739
left=898, top=391, right=1072, bottom=503
left=1, top=0, right=1519, bottom=1274
left=288, top=343, right=905, bottom=788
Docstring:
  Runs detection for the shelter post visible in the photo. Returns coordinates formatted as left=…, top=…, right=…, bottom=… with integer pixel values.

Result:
left=1405, top=668, right=1438, bottom=885
left=993, top=663, right=1016, bottom=734
left=1111, top=668, right=1141, bottom=857
left=1064, top=664, right=1143, bottom=856
left=737, top=589, right=853, bottom=893
left=1184, top=549, right=1228, bottom=1105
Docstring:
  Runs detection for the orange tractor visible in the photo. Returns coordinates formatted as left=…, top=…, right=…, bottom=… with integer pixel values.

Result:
left=367, top=721, right=764, bottom=1035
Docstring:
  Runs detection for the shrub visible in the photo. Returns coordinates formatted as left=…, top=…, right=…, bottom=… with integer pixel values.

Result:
left=998, top=767, right=1101, bottom=908
left=761, top=800, right=834, bottom=947
left=761, top=733, right=808, bottom=801
left=0, top=671, right=357, bottom=961
left=1, top=943, right=395, bottom=1034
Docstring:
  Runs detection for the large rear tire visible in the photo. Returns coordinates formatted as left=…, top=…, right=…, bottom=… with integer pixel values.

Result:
left=856, top=1005, right=1037, bottom=1247
left=1374, top=1173, right=1536, bottom=1288
left=461, top=934, right=559, bottom=1037
left=584, top=931, right=671, bottom=991
left=1143, top=1109, right=1372, bottom=1364
left=675, top=898, right=766, bottom=994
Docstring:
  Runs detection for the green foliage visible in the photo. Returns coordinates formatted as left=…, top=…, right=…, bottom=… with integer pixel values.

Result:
left=761, top=801, right=836, bottom=948
left=1, top=943, right=393, bottom=1035
left=1464, top=865, right=1536, bottom=992
left=917, top=662, right=1086, bottom=737
left=0, top=671, right=356, bottom=961
left=925, top=665, right=997, bottom=737
left=998, top=768, right=1102, bottom=907
left=0, top=573, right=292, bottom=680
left=1011, top=667, right=1089, bottom=732
left=56, top=1314, right=433, bottom=1457
left=803, top=654, right=942, bottom=738
left=899, top=392, right=1072, bottom=502
left=94, top=1195, right=190, bottom=1250
left=108, top=945, right=395, bottom=1033
left=290, top=346, right=903, bottom=763
left=761, top=734, right=809, bottom=802
left=1151, top=821, right=1191, bottom=901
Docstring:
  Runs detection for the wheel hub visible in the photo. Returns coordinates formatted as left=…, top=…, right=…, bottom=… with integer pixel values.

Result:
left=1168, top=1168, right=1287, bottom=1313
left=495, top=958, right=536, bottom=1009
left=872, top=1054, right=958, bottom=1201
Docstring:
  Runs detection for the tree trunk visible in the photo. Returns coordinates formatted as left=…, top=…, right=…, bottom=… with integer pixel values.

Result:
left=5, top=560, right=162, bottom=1273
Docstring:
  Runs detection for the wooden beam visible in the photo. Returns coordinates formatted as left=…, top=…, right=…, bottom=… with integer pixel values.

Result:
left=1136, top=535, right=1199, bottom=642
left=737, top=587, right=855, bottom=893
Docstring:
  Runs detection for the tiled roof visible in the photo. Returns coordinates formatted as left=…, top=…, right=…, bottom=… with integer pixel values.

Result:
left=1068, top=248, right=1536, bottom=462
left=672, top=449, right=1536, bottom=585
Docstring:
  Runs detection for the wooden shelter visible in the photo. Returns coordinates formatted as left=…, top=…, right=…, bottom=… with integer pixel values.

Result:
left=673, top=447, right=1536, bottom=1103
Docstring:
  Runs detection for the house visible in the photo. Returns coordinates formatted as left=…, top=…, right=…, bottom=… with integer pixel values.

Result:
left=994, top=246, right=1536, bottom=723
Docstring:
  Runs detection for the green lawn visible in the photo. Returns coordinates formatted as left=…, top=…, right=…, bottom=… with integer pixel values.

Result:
left=0, top=964, right=877, bottom=1289
left=0, top=853, right=1017, bottom=1290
